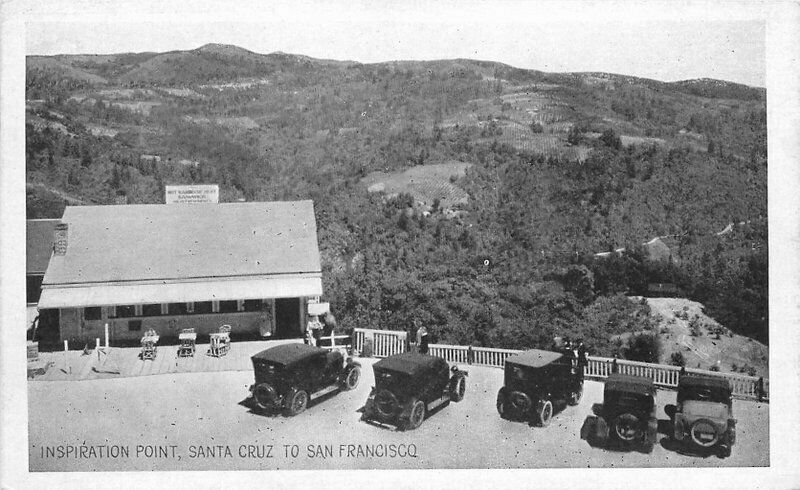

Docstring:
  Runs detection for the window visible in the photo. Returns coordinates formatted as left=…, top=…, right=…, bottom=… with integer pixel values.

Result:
left=243, top=299, right=263, bottom=312
left=84, top=307, right=102, bottom=321
left=115, top=305, right=136, bottom=318
left=219, top=300, right=239, bottom=313
left=168, top=303, right=189, bottom=315
left=194, top=301, right=213, bottom=314
left=142, top=304, right=162, bottom=317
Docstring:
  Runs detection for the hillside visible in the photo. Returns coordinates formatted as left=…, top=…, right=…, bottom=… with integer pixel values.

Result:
left=25, top=44, right=768, bottom=361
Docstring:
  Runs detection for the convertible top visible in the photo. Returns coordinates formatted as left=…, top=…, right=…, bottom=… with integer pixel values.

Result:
left=678, top=374, right=732, bottom=392
left=251, top=343, right=324, bottom=366
left=373, top=352, right=449, bottom=378
left=604, top=374, right=656, bottom=397
left=505, top=349, right=566, bottom=369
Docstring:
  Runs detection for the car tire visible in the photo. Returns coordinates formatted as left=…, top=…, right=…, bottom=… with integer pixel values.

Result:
left=284, top=388, right=309, bottom=417
left=496, top=390, right=508, bottom=419
left=374, top=390, right=399, bottom=418
left=568, top=385, right=583, bottom=406
left=449, top=375, right=466, bottom=402
left=612, top=413, right=641, bottom=442
left=536, top=399, right=553, bottom=427
left=404, top=399, right=426, bottom=430
left=509, top=391, right=532, bottom=416
left=341, top=366, right=361, bottom=391
left=253, top=383, right=278, bottom=410
left=689, top=418, right=719, bottom=448
left=580, top=416, right=597, bottom=443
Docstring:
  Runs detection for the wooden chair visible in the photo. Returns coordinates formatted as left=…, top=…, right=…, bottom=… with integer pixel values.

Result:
left=177, top=328, right=197, bottom=357
left=140, top=329, right=159, bottom=361
left=207, top=325, right=231, bottom=357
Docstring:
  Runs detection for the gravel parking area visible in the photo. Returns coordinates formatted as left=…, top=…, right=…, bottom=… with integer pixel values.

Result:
left=28, top=358, right=769, bottom=471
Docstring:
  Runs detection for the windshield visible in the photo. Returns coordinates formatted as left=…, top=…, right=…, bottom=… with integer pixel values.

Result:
left=682, top=400, right=731, bottom=420
left=607, top=392, right=653, bottom=411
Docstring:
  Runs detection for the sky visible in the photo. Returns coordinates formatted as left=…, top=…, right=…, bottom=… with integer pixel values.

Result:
left=20, top=0, right=767, bottom=87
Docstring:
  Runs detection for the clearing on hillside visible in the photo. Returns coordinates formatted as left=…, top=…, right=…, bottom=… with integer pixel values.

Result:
left=361, top=161, right=472, bottom=210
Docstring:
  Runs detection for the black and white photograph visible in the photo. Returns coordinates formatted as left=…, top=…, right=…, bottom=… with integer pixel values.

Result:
left=1, top=0, right=799, bottom=488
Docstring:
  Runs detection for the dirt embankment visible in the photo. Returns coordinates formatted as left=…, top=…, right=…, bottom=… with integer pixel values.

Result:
left=640, top=297, right=768, bottom=378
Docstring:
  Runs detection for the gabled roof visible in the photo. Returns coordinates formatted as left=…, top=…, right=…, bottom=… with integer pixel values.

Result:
left=373, top=352, right=449, bottom=377
left=251, top=343, right=324, bottom=366
left=505, top=349, right=566, bottom=369
left=27, top=219, right=59, bottom=275
left=42, top=201, right=320, bottom=286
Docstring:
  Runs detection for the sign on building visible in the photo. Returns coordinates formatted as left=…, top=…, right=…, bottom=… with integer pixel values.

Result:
left=165, top=185, right=219, bottom=204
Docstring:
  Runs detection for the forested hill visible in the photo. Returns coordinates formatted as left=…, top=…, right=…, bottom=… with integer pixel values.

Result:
left=25, top=44, right=768, bottom=367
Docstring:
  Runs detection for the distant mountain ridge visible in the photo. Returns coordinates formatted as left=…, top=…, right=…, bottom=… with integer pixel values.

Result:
left=27, top=43, right=764, bottom=96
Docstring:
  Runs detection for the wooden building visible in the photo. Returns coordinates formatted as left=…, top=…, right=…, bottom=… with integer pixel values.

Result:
left=37, top=201, right=323, bottom=345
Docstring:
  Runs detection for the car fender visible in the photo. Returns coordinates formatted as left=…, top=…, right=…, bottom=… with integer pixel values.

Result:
left=674, top=415, right=686, bottom=440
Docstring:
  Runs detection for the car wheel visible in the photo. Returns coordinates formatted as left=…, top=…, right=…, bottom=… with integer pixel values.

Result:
left=374, top=390, right=399, bottom=418
left=580, top=415, right=597, bottom=442
left=509, top=391, right=532, bottom=415
left=496, top=390, right=507, bottom=419
left=689, top=419, right=719, bottom=448
left=613, top=413, right=642, bottom=442
left=284, top=388, right=309, bottom=417
left=405, top=399, right=426, bottom=430
left=568, top=385, right=583, bottom=406
left=342, top=366, right=361, bottom=391
left=537, top=399, right=553, bottom=427
left=449, top=375, right=466, bottom=402
left=253, top=383, right=278, bottom=410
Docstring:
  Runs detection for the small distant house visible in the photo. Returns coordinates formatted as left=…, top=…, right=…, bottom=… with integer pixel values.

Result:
left=140, top=154, right=162, bottom=163
left=38, top=201, right=323, bottom=345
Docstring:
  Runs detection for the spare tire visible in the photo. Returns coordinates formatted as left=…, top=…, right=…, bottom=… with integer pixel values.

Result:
left=253, top=383, right=278, bottom=410
left=509, top=391, right=532, bottom=415
left=341, top=366, right=361, bottom=391
left=690, top=419, right=719, bottom=447
left=613, top=413, right=642, bottom=442
left=374, top=389, right=399, bottom=418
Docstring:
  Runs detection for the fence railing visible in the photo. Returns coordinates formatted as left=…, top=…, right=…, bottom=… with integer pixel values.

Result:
left=352, top=328, right=768, bottom=401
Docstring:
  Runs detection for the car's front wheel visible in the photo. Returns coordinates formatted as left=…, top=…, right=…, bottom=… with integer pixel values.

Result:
left=449, top=375, right=466, bottom=402
left=284, top=388, right=309, bottom=416
left=536, top=399, right=553, bottom=427
left=341, top=366, right=361, bottom=391
left=404, top=399, right=426, bottom=430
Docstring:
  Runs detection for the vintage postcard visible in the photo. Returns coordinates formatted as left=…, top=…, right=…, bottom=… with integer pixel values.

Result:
left=2, top=0, right=799, bottom=488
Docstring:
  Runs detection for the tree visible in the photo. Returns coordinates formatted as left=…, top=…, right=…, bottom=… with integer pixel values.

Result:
left=625, top=333, right=661, bottom=363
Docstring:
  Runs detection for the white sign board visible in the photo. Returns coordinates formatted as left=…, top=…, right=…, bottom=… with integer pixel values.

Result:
left=165, top=185, right=219, bottom=204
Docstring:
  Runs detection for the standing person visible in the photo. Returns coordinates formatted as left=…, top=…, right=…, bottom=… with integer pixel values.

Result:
left=417, top=325, right=429, bottom=354
left=577, top=339, right=588, bottom=378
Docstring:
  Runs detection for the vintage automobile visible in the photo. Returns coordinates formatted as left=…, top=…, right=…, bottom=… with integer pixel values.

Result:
left=248, top=343, right=361, bottom=416
left=665, top=374, right=736, bottom=457
left=580, top=374, right=658, bottom=453
left=361, top=352, right=468, bottom=430
left=496, top=349, right=583, bottom=426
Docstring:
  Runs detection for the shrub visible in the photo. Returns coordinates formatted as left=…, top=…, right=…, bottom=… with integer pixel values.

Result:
left=670, top=351, right=686, bottom=367
left=709, top=365, right=720, bottom=372
left=624, top=333, right=661, bottom=364
left=689, top=316, right=703, bottom=337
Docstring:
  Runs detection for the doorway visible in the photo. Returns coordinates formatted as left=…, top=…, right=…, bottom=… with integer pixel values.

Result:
left=274, top=298, right=301, bottom=339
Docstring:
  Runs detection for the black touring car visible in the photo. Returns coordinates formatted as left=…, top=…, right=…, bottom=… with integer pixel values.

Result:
left=248, top=343, right=361, bottom=416
left=361, top=352, right=467, bottom=430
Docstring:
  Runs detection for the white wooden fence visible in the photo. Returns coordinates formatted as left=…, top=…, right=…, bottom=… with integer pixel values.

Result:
left=352, top=328, right=768, bottom=401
